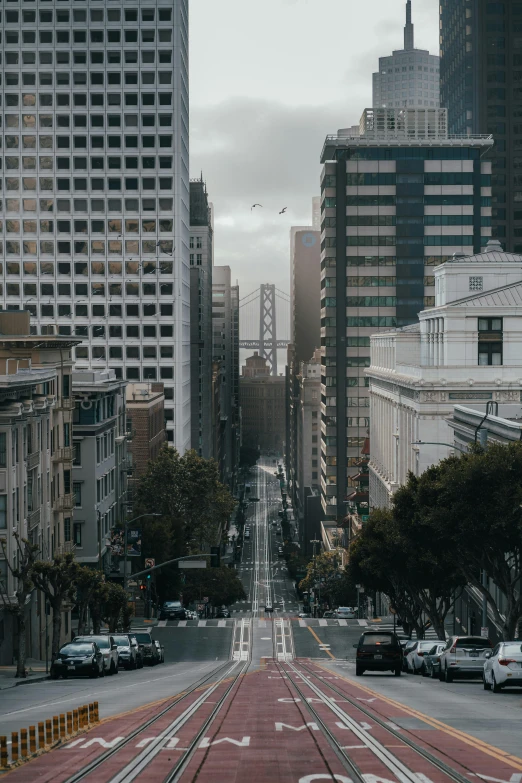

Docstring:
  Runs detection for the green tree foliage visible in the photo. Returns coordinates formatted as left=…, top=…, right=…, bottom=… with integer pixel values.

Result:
left=74, top=567, right=104, bottom=636
left=409, top=443, right=522, bottom=640
left=133, top=446, right=235, bottom=602
left=32, top=554, right=79, bottom=660
left=181, top=566, right=246, bottom=608
left=299, top=551, right=348, bottom=608
left=103, top=582, right=132, bottom=632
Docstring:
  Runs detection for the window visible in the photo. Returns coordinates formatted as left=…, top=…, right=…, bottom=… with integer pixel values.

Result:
left=73, top=482, right=82, bottom=507
left=73, top=442, right=81, bottom=466
left=478, top=318, right=503, bottom=365
left=73, top=523, right=82, bottom=547
left=0, top=496, right=6, bottom=529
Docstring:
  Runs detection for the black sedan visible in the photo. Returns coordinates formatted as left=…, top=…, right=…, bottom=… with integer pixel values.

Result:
left=51, top=642, right=104, bottom=679
left=422, top=642, right=446, bottom=679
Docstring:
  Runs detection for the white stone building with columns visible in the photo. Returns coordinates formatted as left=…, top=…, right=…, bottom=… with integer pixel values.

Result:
left=367, top=240, right=522, bottom=509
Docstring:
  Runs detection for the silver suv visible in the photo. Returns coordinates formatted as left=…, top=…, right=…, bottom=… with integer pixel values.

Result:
left=73, top=634, right=119, bottom=675
left=439, top=635, right=493, bottom=682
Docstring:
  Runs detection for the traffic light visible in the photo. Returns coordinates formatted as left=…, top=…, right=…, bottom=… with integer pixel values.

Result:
left=210, top=546, right=220, bottom=568
left=146, top=573, right=151, bottom=580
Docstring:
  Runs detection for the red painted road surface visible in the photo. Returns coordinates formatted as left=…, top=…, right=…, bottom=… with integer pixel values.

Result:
left=4, top=659, right=522, bottom=783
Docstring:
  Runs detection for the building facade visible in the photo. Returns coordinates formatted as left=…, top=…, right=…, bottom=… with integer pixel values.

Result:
left=319, top=108, right=493, bottom=521
left=0, top=0, right=190, bottom=452
left=72, top=369, right=128, bottom=571
left=240, top=354, right=286, bottom=453
left=189, top=178, right=213, bottom=458
left=373, top=1, right=440, bottom=110
left=126, top=382, right=165, bottom=479
left=367, top=241, right=522, bottom=509
left=294, top=351, right=321, bottom=529
left=440, top=0, right=522, bottom=254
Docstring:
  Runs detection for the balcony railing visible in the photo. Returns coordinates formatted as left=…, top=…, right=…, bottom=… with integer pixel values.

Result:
left=27, top=507, right=41, bottom=528
left=55, top=397, right=76, bottom=411
left=27, top=451, right=40, bottom=470
left=52, top=447, right=74, bottom=463
left=55, top=541, right=76, bottom=556
left=53, top=494, right=74, bottom=512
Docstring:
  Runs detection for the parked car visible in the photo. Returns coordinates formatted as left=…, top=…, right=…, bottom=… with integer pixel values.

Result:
left=278, top=547, right=284, bottom=557
left=132, top=630, right=158, bottom=666
left=73, top=635, right=119, bottom=675
left=128, top=634, right=144, bottom=668
left=439, top=635, right=493, bottom=682
left=422, top=643, right=447, bottom=679
left=216, top=607, right=231, bottom=618
left=265, top=604, right=274, bottom=613
left=51, top=641, right=104, bottom=680
left=322, top=611, right=335, bottom=619
left=107, top=633, right=138, bottom=670
left=406, top=639, right=445, bottom=674
left=354, top=630, right=403, bottom=676
left=185, top=610, right=197, bottom=620
left=244, top=529, right=251, bottom=540
left=483, top=642, right=522, bottom=692
left=400, top=640, right=417, bottom=671
left=153, top=640, right=165, bottom=663
left=160, top=601, right=186, bottom=621
left=335, top=607, right=356, bottom=620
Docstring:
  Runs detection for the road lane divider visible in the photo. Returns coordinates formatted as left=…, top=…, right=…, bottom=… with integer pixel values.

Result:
left=0, top=701, right=99, bottom=770
left=307, top=626, right=336, bottom=660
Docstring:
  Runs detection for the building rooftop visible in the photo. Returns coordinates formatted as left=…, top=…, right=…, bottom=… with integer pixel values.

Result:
left=447, top=240, right=522, bottom=265
left=72, top=369, right=126, bottom=391
left=126, top=383, right=164, bottom=404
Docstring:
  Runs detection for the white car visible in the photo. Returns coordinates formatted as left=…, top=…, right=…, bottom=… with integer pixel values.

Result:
left=335, top=607, right=356, bottom=619
left=406, top=639, right=445, bottom=674
left=483, top=641, right=522, bottom=692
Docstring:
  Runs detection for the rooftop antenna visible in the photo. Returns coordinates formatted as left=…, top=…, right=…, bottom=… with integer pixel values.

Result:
left=404, top=0, right=414, bottom=50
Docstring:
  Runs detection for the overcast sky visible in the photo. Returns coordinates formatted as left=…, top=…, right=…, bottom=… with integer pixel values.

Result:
left=190, top=0, right=439, bottom=304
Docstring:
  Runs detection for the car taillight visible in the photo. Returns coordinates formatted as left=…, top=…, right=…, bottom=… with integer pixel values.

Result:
left=499, top=658, right=517, bottom=666
left=417, top=652, right=424, bottom=657
left=450, top=643, right=457, bottom=653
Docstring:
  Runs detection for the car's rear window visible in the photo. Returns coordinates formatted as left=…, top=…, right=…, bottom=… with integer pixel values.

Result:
left=112, top=635, right=130, bottom=645
left=134, top=632, right=152, bottom=644
left=502, top=643, right=522, bottom=655
left=361, top=633, right=397, bottom=645
left=164, top=602, right=181, bottom=608
left=456, top=637, right=492, bottom=648
left=75, top=636, right=110, bottom=649
left=61, top=644, right=93, bottom=656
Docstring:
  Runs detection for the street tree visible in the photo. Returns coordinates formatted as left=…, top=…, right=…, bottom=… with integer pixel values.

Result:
left=31, top=554, right=79, bottom=660
left=0, top=534, right=39, bottom=678
left=414, top=443, right=522, bottom=640
left=103, top=582, right=132, bottom=632
left=75, top=567, right=104, bottom=636
left=181, top=565, right=246, bottom=608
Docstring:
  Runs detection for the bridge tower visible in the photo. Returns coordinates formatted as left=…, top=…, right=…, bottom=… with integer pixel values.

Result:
left=259, top=284, right=278, bottom=376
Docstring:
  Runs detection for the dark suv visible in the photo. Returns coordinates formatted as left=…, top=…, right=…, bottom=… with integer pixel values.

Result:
left=159, top=601, right=186, bottom=621
left=354, top=630, right=403, bottom=677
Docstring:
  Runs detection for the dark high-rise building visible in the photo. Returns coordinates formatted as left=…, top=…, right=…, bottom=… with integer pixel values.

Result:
left=440, top=0, right=522, bottom=252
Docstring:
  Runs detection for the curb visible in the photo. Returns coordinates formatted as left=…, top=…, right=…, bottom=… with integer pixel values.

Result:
left=0, top=675, right=49, bottom=692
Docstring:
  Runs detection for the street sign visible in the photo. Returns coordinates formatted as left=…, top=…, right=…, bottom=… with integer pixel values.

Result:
left=179, top=560, right=207, bottom=569
left=144, top=557, right=155, bottom=569
left=203, top=596, right=209, bottom=603
left=481, top=626, right=489, bottom=638
left=197, top=604, right=204, bottom=611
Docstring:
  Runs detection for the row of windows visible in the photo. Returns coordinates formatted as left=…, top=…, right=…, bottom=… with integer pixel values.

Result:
left=3, top=72, right=173, bottom=89
left=341, top=196, right=491, bottom=207
left=15, top=282, right=174, bottom=297
left=1, top=157, right=174, bottom=170
left=2, top=178, right=174, bottom=191
left=1, top=91, right=175, bottom=107
left=95, top=469, right=115, bottom=504
left=0, top=197, right=174, bottom=213
left=79, top=345, right=174, bottom=360
left=76, top=361, right=175, bottom=384
left=2, top=8, right=173, bottom=23
left=2, top=29, right=174, bottom=45
left=1, top=116, right=173, bottom=131
left=11, top=300, right=175, bottom=317
left=323, top=255, right=453, bottom=268
left=0, top=239, right=174, bottom=254
left=1, top=49, right=173, bottom=67
left=344, top=236, right=475, bottom=247
left=1, top=261, right=174, bottom=275
left=344, top=173, right=482, bottom=187
left=1, top=218, right=173, bottom=233
left=2, top=135, right=174, bottom=148
left=95, top=430, right=115, bottom=465
left=344, top=215, right=482, bottom=227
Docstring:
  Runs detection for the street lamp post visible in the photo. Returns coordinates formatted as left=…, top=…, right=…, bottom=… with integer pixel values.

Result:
left=310, top=539, right=321, bottom=617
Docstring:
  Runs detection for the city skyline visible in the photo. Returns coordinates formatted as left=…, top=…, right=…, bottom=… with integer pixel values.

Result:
left=190, top=0, right=439, bottom=294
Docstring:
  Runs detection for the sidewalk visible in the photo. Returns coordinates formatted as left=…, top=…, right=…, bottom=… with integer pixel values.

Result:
left=0, top=659, right=49, bottom=690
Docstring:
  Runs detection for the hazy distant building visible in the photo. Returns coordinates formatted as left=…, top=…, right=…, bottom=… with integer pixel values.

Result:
left=373, top=1, right=440, bottom=110
left=240, top=355, right=285, bottom=453
left=126, top=382, right=165, bottom=479
left=189, top=178, right=213, bottom=458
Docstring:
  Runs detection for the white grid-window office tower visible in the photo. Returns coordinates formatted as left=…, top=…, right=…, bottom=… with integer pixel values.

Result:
left=0, top=0, right=190, bottom=452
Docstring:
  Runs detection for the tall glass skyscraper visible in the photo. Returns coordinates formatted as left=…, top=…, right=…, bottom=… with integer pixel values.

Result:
left=0, top=0, right=190, bottom=452
left=373, top=1, right=440, bottom=110
left=440, top=0, right=522, bottom=256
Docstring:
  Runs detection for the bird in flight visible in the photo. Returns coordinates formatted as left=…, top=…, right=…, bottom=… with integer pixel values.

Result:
left=279, top=207, right=288, bottom=214
left=251, top=203, right=263, bottom=211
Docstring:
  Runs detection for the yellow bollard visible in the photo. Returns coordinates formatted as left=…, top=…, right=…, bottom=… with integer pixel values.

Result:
left=20, top=729, right=28, bottom=759
left=79, top=706, right=84, bottom=728
left=94, top=701, right=99, bottom=723
left=67, top=713, right=73, bottom=736
left=38, top=723, right=45, bottom=749
left=52, top=716, right=59, bottom=742
left=29, top=726, right=36, bottom=754
left=11, top=732, right=19, bottom=763
left=0, top=736, right=8, bottom=768
left=59, top=715, right=66, bottom=739
left=45, top=719, right=52, bottom=746
left=73, top=709, right=79, bottom=732
left=88, top=703, right=95, bottom=725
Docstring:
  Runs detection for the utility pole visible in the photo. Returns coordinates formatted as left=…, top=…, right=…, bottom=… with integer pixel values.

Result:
left=310, top=539, right=320, bottom=618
